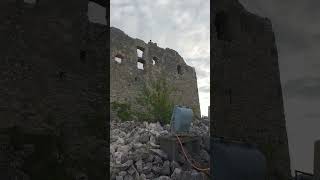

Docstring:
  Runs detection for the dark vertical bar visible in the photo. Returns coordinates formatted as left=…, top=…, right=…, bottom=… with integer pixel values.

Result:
left=210, top=0, right=214, bottom=178
left=106, top=0, right=110, bottom=179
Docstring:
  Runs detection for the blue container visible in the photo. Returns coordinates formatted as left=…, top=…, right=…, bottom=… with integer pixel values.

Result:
left=170, top=106, right=193, bottom=134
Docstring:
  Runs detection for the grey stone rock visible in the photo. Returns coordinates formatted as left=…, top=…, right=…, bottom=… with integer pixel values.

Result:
left=156, top=176, right=171, bottom=180
left=110, top=120, right=210, bottom=179
left=152, top=165, right=162, bottom=175
left=142, top=162, right=153, bottom=174
left=170, top=161, right=180, bottom=172
left=127, top=166, right=136, bottom=175
left=171, top=168, right=182, bottom=180
left=139, top=132, right=150, bottom=143
left=120, top=160, right=133, bottom=171
left=118, top=171, right=127, bottom=177
left=135, top=160, right=143, bottom=172
left=116, top=176, right=124, bottom=180
left=139, top=174, right=147, bottom=180
left=124, top=174, right=134, bottom=180
left=150, top=149, right=167, bottom=159
left=145, top=172, right=155, bottom=179
left=153, top=155, right=163, bottom=165
left=147, top=154, right=155, bottom=162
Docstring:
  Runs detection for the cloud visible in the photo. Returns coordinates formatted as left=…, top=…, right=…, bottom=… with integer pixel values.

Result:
left=111, top=0, right=210, bottom=115
left=199, top=85, right=210, bottom=93
left=283, top=77, right=320, bottom=100
left=304, top=112, right=320, bottom=119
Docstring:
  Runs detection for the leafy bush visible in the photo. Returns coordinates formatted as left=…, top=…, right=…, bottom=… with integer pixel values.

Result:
left=135, top=77, right=174, bottom=125
left=111, top=101, right=132, bottom=122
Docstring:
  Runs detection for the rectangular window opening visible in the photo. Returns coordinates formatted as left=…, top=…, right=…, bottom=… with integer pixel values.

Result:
left=137, top=48, right=144, bottom=58
left=137, top=59, right=145, bottom=70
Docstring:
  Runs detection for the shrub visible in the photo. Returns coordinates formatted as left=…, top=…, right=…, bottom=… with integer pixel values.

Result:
left=135, top=77, right=174, bottom=125
left=111, top=101, right=132, bottom=122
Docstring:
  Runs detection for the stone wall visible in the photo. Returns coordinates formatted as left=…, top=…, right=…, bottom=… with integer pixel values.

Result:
left=110, top=27, right=201, bottom=118
left=314, top=140, right=320, bottom=180
left=0, top=0, right=107, bottom=179
left=211, top=0, right=291, bottom=179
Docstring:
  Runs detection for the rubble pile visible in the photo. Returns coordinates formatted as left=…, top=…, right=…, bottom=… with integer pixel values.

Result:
left=110, top=118, right=210, bottom=180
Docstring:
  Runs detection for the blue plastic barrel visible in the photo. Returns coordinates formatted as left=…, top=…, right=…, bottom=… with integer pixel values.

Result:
left=170, top=106, right=193, bottom=134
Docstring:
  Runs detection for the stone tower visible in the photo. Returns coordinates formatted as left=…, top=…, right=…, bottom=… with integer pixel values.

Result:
left=110, top=27, right=201, bottom=119
left=0, top=0, right=107, bottom=179
left=211, top=0, right=291, bottom=179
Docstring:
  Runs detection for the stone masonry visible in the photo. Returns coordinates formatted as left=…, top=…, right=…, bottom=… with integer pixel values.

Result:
left=212, top=0, right=291, bottom=179
left=110, top=27, right=201, bottom=118
left=0, top=0, right=107, bottom=179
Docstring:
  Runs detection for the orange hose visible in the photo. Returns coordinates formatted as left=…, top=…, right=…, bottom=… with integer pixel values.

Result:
left=175, top=134, right=210, bottom=172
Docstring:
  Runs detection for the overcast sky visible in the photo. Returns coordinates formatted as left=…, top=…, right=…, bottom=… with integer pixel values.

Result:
left=109, top=0, right=210, bottom=116
left=239, top=0, right=320, bottom=174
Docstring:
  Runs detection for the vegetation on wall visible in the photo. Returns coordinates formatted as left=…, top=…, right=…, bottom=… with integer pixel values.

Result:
left=111, top=101, right=133, bottom=122
left=135, top=77, right=174, bottom=125
left=111, top=78, right=191, bottom=125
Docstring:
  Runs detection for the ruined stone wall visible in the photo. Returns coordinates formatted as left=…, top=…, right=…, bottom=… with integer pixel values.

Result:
left=110, top=27, right=201, bottom=118
left=212, top=0, right=291, bottom=179
left=0, top=0, right=107, bottom=179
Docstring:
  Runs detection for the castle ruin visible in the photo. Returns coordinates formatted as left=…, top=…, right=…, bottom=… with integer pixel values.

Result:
left=110, top=27, right=201, bottom=119
left=212, top=0, right=292, bottom=179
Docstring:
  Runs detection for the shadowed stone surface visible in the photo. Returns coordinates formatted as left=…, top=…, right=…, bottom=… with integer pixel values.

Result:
left=212, top=0, right=291, bottom=179
left=314, top=140, right=320, bottom=180
left=0, top=0, right=107, bottom=179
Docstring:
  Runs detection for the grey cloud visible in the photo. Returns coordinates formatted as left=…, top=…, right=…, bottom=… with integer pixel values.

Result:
left=283, top=77, right=320, bottom=99
left=304, top=113, right=320, bottom=119
left=196, top=70, right=210, bottom=79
